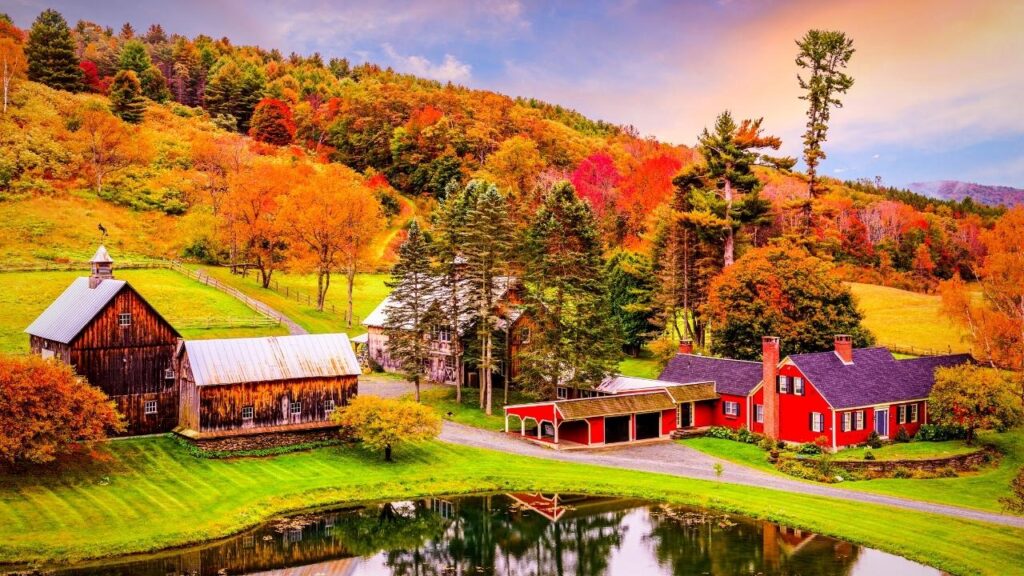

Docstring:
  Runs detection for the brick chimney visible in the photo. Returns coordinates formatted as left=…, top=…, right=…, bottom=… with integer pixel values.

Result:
left=678, top=339, right=694, bottom=354
left=762, top=336, right=780, bottom=441
left=89, top=245, right=114, bottom=289
left=834, top=334, right=854, bottom=364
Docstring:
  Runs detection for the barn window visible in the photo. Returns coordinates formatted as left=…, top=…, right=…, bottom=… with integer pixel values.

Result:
left=556, top=386, right=568, bottom=399
left=754, top=404, right=764, bottom=423
left=793, top=377, right=804, bottom=396
left=290, top=401, right=302, bottom=415
left=144, top=400, right=158, bottom=415
left=519, top=327, right=531, bottom=344
left=810, top=412, right=825, bottom=433
left=164, top=368, right=175, bottom=380
left=242, top=406, right=254, bottom=420
left=118, top=312, right=132, bottom=327
left=325, top=399, right=336, bottom=413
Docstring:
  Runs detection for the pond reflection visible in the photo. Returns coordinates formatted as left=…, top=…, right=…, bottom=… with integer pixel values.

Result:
left=39, top=493, right=939, bottom=576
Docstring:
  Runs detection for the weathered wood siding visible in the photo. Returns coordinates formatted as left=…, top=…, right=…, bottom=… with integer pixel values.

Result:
left=177, top=351, right=200, bottom=431
left=197, top=376, right=357, bottom=434
left=33, top=286, right=179, bottom=436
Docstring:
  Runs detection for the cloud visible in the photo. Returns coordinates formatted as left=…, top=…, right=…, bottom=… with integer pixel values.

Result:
left=872, top=154, right=880, bottom=159
left=833, top=168, right=847, bottom=174
left=383, top=44, right=472, bottom=83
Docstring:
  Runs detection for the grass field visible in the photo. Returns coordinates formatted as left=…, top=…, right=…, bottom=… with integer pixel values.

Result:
left=682, top=429, right=1024, bottom=514
left=838, top=440, right=979, bottom=461
left=0, top=269, right=288, bottom=352
left=417, top=386, right=533, bottom=431
left=848, top=282, right=972, bottom=354
left=0, top=437, right=1020, bottom=575
left=618, top=350, right=664, bottom=379
left=191, top=266, right=390, bottom=336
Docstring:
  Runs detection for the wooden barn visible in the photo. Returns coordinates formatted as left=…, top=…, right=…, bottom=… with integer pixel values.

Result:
left=25, top=246, right=181, bottom=435
left=175, top=333, right=361, bottom=441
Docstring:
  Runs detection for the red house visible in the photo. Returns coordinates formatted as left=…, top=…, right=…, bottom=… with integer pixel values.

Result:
left=504, top=335, right=969, bottom=450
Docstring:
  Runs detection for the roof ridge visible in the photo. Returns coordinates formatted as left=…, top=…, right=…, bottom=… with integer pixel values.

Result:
left=677, top=353, right=761, bottom=365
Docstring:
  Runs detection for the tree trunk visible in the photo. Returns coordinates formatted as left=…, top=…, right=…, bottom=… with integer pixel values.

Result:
left=484, top=333, right=493, bottom=416
left=346, top=265, right=356, bottom=327
left=2, top=57, right=8, bottom=114
left=384, top=443, right=392, bottom=462
left=723, top=179, right=735, bottom=267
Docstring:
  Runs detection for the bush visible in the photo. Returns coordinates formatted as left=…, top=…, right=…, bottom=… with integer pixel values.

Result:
left=895, top=425, right=911, bottom=443
left=917, top=423, right=968, bottom=442
left=735, top=427, right=759, bottom=444
left=892, top=466, right=912, bottom=479
left=936, top=466, right=958, bottom=478
left=705, top=426, right=734, bottom=440
left=863, top=451, right=876, bottom=461
left=776, top=440, right=787, bottom=450
left=758, top=436, right=776, bottom=451
left=866, top=431, right=883, bottom=449
left=798, top=442, right=822, bottom=456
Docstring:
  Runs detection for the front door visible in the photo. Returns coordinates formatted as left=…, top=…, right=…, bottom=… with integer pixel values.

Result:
left=874, top=408, right=889, bottom=437
left=677, top=403, right=692, bottom=428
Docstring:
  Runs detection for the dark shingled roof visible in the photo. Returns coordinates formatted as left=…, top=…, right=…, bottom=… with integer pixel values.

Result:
left=659, top=354, right=763, bottom=396
left=664, top=383, right=718, bottom=403
left=555, top=392, right=675, bottom=420
left=787, top=348, right=971, bottom=409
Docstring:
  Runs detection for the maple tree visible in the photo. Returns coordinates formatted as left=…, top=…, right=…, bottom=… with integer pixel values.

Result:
left=75, top=106, right=149, bottom=193
left=333, top=395, right=441, bottom=462
left=222, top=159, right=292, bottom=288
left=930, top=365, right=1022, bottom=444
left=0, top=354, right=124, bottom=466
left=249, top=98, right=296, bottom=146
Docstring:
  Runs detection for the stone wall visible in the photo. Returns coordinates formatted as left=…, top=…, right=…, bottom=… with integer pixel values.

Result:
left=186, top=427, right=341, bottom=453
left=832, top=448, right=995, bottom=475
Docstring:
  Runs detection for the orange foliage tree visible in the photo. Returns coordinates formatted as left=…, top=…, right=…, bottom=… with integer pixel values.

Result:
left=0, top=35, right=26, bottom=114
left=0, top=354, right=124, bottom=466
left=223, top=159, right=293, bottom=288
left=249, top=98, right=295, bottom=145
left=941, top=206, right=1024, bottom=400
left=284, top=164, right=383, bottom=318
left=75, top=107, right=149, bottom=193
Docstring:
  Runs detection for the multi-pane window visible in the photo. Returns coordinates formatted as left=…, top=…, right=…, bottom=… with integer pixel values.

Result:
left=290, top=401, right=302, bottom=415
left=325, top=399, right=336, bottom=413
left=164, top=368, right=175, bottom=380
left=842, top=412, right=852, bottom=432
left=118, top=312, right=132, bottom=327
left=556, top=386, right=568, bottom=399
left=754, top=404, right=764, bottom=423
left=723, top=401, right=739, bottom=417
left=778, top=376, right=789, bottom=393
left=242, top=405, right=254, bottom=420
left=436, top=328, right=451, bottom=343
left=897, top=405, right=906, bottom=424
left=810, top=412, right=825, bottom=433
left=519, top=327, right=531, bottom=344
left=909, top=404, right=919, bottom=423
left=793, top=377, right=804, bottom=395
left=144, top=400, right=158, bottom=415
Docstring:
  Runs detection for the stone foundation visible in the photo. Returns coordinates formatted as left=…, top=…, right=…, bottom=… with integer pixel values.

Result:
left=182, top=426, right=342, bottom=453
left=832, top=447, right=995, bottom=475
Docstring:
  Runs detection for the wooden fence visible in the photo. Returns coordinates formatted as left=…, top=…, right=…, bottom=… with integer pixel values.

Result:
left=164, top=261, right=286, bottom=325
left=173, top=317, right=282, bottom=330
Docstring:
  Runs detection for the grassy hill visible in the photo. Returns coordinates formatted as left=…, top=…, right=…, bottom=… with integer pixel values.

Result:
left=848, top=282, right=972, bottom=354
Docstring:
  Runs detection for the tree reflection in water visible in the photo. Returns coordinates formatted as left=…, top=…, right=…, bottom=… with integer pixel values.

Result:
left=46, top=493, right=935, bottom=576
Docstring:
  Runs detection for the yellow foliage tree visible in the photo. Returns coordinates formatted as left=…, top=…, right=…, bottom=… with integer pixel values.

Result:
left=222, top=159, right=294, bottom=288
left=0, top=37, right=26, bottom=114
left=333, top=395, right=441, bottom=461
left=75, top=107, right=150, bottom=194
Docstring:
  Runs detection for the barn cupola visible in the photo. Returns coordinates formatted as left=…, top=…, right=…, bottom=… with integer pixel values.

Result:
left=834, top=334, right=854, bottom=364
left=89, top=245, right=114, bottom=288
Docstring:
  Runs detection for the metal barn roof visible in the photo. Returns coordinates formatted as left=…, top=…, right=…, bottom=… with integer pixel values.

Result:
left=90, top=245, right=113, bottom=263
left=597, top=375, right=680, bottom=394
left=24, top=277, right=127, bottom=344
left=184, top=333, right=361, bottom=386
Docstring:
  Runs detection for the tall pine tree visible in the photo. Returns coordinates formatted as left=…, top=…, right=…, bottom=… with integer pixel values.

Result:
left=25, top=9, right=81, bottom=92
left=108, top=70, right=146, bottom=123
left=519, top=182, right=619, bottom=397
left=384, top=221, right=437, bottom=402
left=605, top=250, right=655, bottom=356
left=462, top=183, right=514, bottom=415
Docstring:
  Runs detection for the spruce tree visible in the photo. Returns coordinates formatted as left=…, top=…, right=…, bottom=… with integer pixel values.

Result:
left=462, top=183, right=514, bottom=415
left=205, top=57, right=266, bottom=132
left=605, top=250, right=655, bottom=356
left=118, top=40, right=151, bottom=75
left=25, top=9, right=81, bottom=92
left=384, top=221, right=437, bottom=402
left=519, top=182, right=619, bottom=397
left=108, top=70, right=146, bottom=123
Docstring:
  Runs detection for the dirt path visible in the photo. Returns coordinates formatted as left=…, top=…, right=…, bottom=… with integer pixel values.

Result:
left=439, top=421, right=1024, bottom=529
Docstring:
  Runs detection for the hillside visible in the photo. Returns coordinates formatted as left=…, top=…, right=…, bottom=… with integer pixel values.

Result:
left=908, top=180, right=1024, bottom=207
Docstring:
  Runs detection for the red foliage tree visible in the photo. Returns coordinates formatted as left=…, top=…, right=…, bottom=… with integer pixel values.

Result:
left=618, top=153, right=683, bottom=240
left=570, top=153, right=621, bottom=216
left=78, top=60, right=108, bottom=93
left=249, top=98, right=296, bottom=146
left=0, top=355, right=124, bottom=466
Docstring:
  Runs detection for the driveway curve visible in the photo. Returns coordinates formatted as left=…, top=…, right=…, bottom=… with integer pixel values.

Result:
left=439, top=421, right=1024, bottom=529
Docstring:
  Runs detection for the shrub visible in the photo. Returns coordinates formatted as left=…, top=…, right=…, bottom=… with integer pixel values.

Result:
left=798, top=442, right=822, bottom=456
left=936, top=466, right=958, bottom=478
left=892, top=466, right=912, bottom=479
left=776, top=440, right=787, bottom=450
left=866, top=431, right=883, bottom=449
left=735, top=427, right=758, bottom=444
left=863, top=451, right=876, bottom=461
left=917, top=423, right=968, bottom=442
left=895, top=425, right=911, bottom=443
left=1000, top=467, right=1024, bottom=514
left=758, top=436, right=776, bottom=451
left=705, top=426, right=734, bottom=440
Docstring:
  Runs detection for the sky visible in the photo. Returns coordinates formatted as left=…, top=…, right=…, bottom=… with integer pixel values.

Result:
left=8, top=0, right=1024, bottom=188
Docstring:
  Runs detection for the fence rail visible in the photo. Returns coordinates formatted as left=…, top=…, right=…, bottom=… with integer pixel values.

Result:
left=164, top=260, right=286, bottom=325
left=880, top=343, right=959, bottom=357
left=0, top=261, right=167, bottom=272
left=173, top=316, right=282, bottom=330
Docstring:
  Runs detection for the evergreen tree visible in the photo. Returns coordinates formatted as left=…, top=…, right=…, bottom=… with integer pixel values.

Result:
left=519, top=182, right=619, bottom=397
left=108, top=70, right=146, bottom=123
left=605, top=250, right=655, bottom=356
left=139, top=65, right=170, bottom=102
left=384, top=221, right=437, bottom=402
left=118, top=39, right=151, bottom=75
left=25, top=9, right=81, bottom=92
left=796, top=29, right=855, bottom=199
left=462, top=183, right=514, bottom=415
left=205, top=56, right=266, bottom=132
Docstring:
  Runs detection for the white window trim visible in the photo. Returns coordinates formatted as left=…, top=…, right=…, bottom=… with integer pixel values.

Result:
left=118, top=312, right=132, bottom=327
left=290, top=401, right=302, bottom=415
left=724, top=401, right=739, bottom=417
left=556, top=386, right=568, bottom=400
left=754, top=404, right=764, bottom=424
left=842, top=412, right=852, bottom=432
left=910, top=403, right=919, bottom=423
left=811, top=411, right=824, bottom=433
left=793, top=377, right=804, bottom=396
left=778, top=375, right=789, bottom=394
left=325, top=399, right=336, bottom=413
left=242, top=405, right=254, bottom=420
left=144, top=400, right=158, bottom=415
left=854, top=410, right=865, bottom=431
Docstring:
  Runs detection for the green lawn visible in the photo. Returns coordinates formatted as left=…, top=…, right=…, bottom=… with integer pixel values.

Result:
left=0, top=437, right=1020, bottom=575
left=191, top=266, right=390, bottom=336
left=417, top=386, right=533, bottom=431
left=618, top=349, right=664, bottom=379
left=683, top=429, right=1024, bottom=514
left=848, top=282, right=972, bottom=354
left=0, top=269, right=288, bottom=353
left=837, top=440, right=979, bottom=461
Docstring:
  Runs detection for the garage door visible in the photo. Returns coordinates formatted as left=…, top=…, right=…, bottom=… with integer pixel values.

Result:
left=635, top=412, right=661, bottom=440
left=605, top=415, right=630, bottom=443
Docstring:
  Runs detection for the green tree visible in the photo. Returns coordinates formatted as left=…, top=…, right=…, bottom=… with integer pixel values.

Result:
left=462, top=182, right=514, bottom=414
left=605, top=250, right=655, bottom=355
left=384, top=221, right=437, bottom=402
left=333, top=395, right=441, bottom=461
left=205, top=56, right=266, bottom=132
left=108, top=70, right=146, bottom=123
left=24, top=9, right=81, bottom=91
left=139, top=65, right=170, bottom=102
left=519, top=182, right=620, bottom=397
left=704, top=243, right=873, bottom=360
left=117, top=39, right=151, bottom=75
left=796, top=29, right=855, bottom=199
left=930, top=365, right=1023, bottom=444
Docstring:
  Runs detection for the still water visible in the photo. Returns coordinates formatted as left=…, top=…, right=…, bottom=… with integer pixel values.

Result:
left=44, top=493, right=939, bottom=576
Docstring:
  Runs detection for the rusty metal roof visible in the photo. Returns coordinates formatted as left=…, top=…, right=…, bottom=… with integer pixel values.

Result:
left=25, top=277, right=127, bottom=344
left=184, top=333, right=361, bottom=386
left=555, top=391, right=675, bottom=420
left=664, top=382, right=718, bottom=403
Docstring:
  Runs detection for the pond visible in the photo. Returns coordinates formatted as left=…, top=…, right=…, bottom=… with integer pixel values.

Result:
left=36, top=493, right=939, bottom=576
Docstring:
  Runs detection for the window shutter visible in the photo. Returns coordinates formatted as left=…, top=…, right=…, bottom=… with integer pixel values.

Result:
left=722, top=402, right=727, bottom=414
left=776, top=376, right=781, bottom=393
left=809, top=413, right=813, bottom=430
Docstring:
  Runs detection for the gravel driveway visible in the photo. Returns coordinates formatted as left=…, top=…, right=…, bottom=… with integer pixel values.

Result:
left=440, top=420, right=1024, bottom=529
